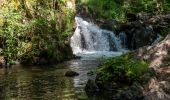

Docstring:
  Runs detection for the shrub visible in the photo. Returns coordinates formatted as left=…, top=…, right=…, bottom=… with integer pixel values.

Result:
left=78, top=0, right=170, bottom=22
left=0, top=0, right=75, bottom=64
left=97, top=53, right=149, bottom=84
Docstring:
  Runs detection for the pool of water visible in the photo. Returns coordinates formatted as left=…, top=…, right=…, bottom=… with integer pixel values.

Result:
left=0, top=59, right=103, bottom=100
left=0, top=52, right=122, bottom=100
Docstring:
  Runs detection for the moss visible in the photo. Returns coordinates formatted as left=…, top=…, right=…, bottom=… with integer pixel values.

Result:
left=97, top=53, right=149, bottom=84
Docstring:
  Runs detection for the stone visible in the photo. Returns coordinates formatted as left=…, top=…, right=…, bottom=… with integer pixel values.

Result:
left=120, top=21, right=157, bottom=49
left=85, top=79, right=99, bottom=92
left=135, top=34, right=170, bottom=68
left=0, top=56, right=6, bottom=67
left=100, top=19, right=121, bottom=33
left=65, top=70, right=79, bottom=77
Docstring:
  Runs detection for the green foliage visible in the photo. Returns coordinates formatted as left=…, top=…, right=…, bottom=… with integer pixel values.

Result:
left=97, top=54, right=149, bottom=83
left=124, top=0, right=157, bottom=14
left=160, top=27, right=170, bottom=37
left=79, top=0, right=170, bottom=22
left=79, top=0, right=125, bottom=22
left=0, top=0, right=75, bottom=64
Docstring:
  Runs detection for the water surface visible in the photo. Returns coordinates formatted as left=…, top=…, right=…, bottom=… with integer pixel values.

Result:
left=0, top=58, right=101, bottom=100
left=0, top=52, right=122, bottom=100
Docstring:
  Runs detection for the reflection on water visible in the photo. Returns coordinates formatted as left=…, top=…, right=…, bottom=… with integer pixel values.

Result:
left=0, top=58, right=102, bottom=100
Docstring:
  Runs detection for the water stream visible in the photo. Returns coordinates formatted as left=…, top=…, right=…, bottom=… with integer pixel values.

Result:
left=0, top=56, right=121, bottom=100
left=0, top=17, right=126, bottom=100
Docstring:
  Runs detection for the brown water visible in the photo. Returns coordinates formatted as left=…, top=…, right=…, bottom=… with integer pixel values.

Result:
left=0, top=58, right=103, bottom=100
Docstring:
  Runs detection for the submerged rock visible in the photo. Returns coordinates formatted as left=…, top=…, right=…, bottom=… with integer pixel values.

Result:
left=65, top=71, right=79, bottom=77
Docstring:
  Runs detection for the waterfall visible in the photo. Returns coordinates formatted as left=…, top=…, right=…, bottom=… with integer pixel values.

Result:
left=118, top=32, right=127, bottom=49
left=70, top=17, right=127, bottom=57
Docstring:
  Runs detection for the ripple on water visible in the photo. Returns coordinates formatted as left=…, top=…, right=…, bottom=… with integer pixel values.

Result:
left=0, top=51, right=124, bottom=100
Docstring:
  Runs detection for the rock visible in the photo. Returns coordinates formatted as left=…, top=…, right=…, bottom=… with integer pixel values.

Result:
left=143, top=78, right=170, bottom=100
left=73, top=55, right=81, bottom=59
left=144, top=89, right=170, bottom=100
left=118, top=83, right=143, bottom=100
left=85, top=79, right=99, bottom=92
left=159, top=81, right=170, bottom=94
left=100, top=19, right=121, bottom=33
left=140, top=68, right=156, bottom=84
left=0, top=56, right=7, bottom=67
left=135, top=34, right=170, bottom=68
left=87, top=71, right=94, bottom=76
left=119, top=13, right=170, bottom=50
left=120, top=21, right=157, bottom=49
left=126, top=12, right=137, bottom=21
left=85, top=33, right=170, bottom=99
left=65, top=70, right=79, bottom=77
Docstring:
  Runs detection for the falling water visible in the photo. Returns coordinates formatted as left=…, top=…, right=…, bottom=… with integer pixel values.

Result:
left=70, top=17, right=127, bottom=58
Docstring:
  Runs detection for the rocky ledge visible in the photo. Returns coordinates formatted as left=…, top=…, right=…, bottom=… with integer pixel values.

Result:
left=85, top=34, right=170, bottom=100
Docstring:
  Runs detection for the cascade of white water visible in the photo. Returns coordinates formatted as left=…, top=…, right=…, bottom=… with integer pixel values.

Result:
left=70, top=17, right=127, bottom=57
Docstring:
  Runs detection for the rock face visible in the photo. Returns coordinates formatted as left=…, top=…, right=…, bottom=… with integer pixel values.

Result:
left=134, top=34, right=170, bottom=100
left=100, top=13, right=170, bottom=50
left=135, top=34, right=170, bottom=68
left=85, top=34, right=170, bottom=100
left=120, top=21, right=157, bottom=49
left=100, top=19, right=121, bottom=34
left=144, top=79, right=170, bottom=100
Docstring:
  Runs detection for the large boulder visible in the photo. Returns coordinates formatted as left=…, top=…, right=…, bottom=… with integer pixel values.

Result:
left=144, top=79, right=170, bottom=100
left=135, top=34, right=170, bottom=68
left=85, top=34, right=170, bottom=100
left=120, top=21, right=157, bottom=49
left=100, top=19, right=121, bottom=34
left=135, top=34, right=170, bottom=100
left=85, top=79, right=99, bottom=92
left=119, top=13, right=170, bottom=50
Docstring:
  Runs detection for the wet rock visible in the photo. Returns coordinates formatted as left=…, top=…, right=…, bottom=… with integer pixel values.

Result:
left=73, top=55, right=81, bottom=59
left=87, top=71, right=95, bottom=76
left=85, top=79, right=99, bottom=92
left=118, top=83, right=143, bottom=100
left=126, top=12, right=137, bottom=21
left=163, top=14, right=170, bottom=23
left=119, top=13, right=170, bottom=50
left=120, top=21, right=157, bottom=49
left=100, top=19, right=121, bottom=33
left=65, top=70, right=79, bottom=77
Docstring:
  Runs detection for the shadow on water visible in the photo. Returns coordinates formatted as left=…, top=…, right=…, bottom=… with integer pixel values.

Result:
left=0, top=58, right=104, bottom=100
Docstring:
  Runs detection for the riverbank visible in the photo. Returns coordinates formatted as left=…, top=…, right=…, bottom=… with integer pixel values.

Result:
left=85, top=34, right=170, bottom=100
